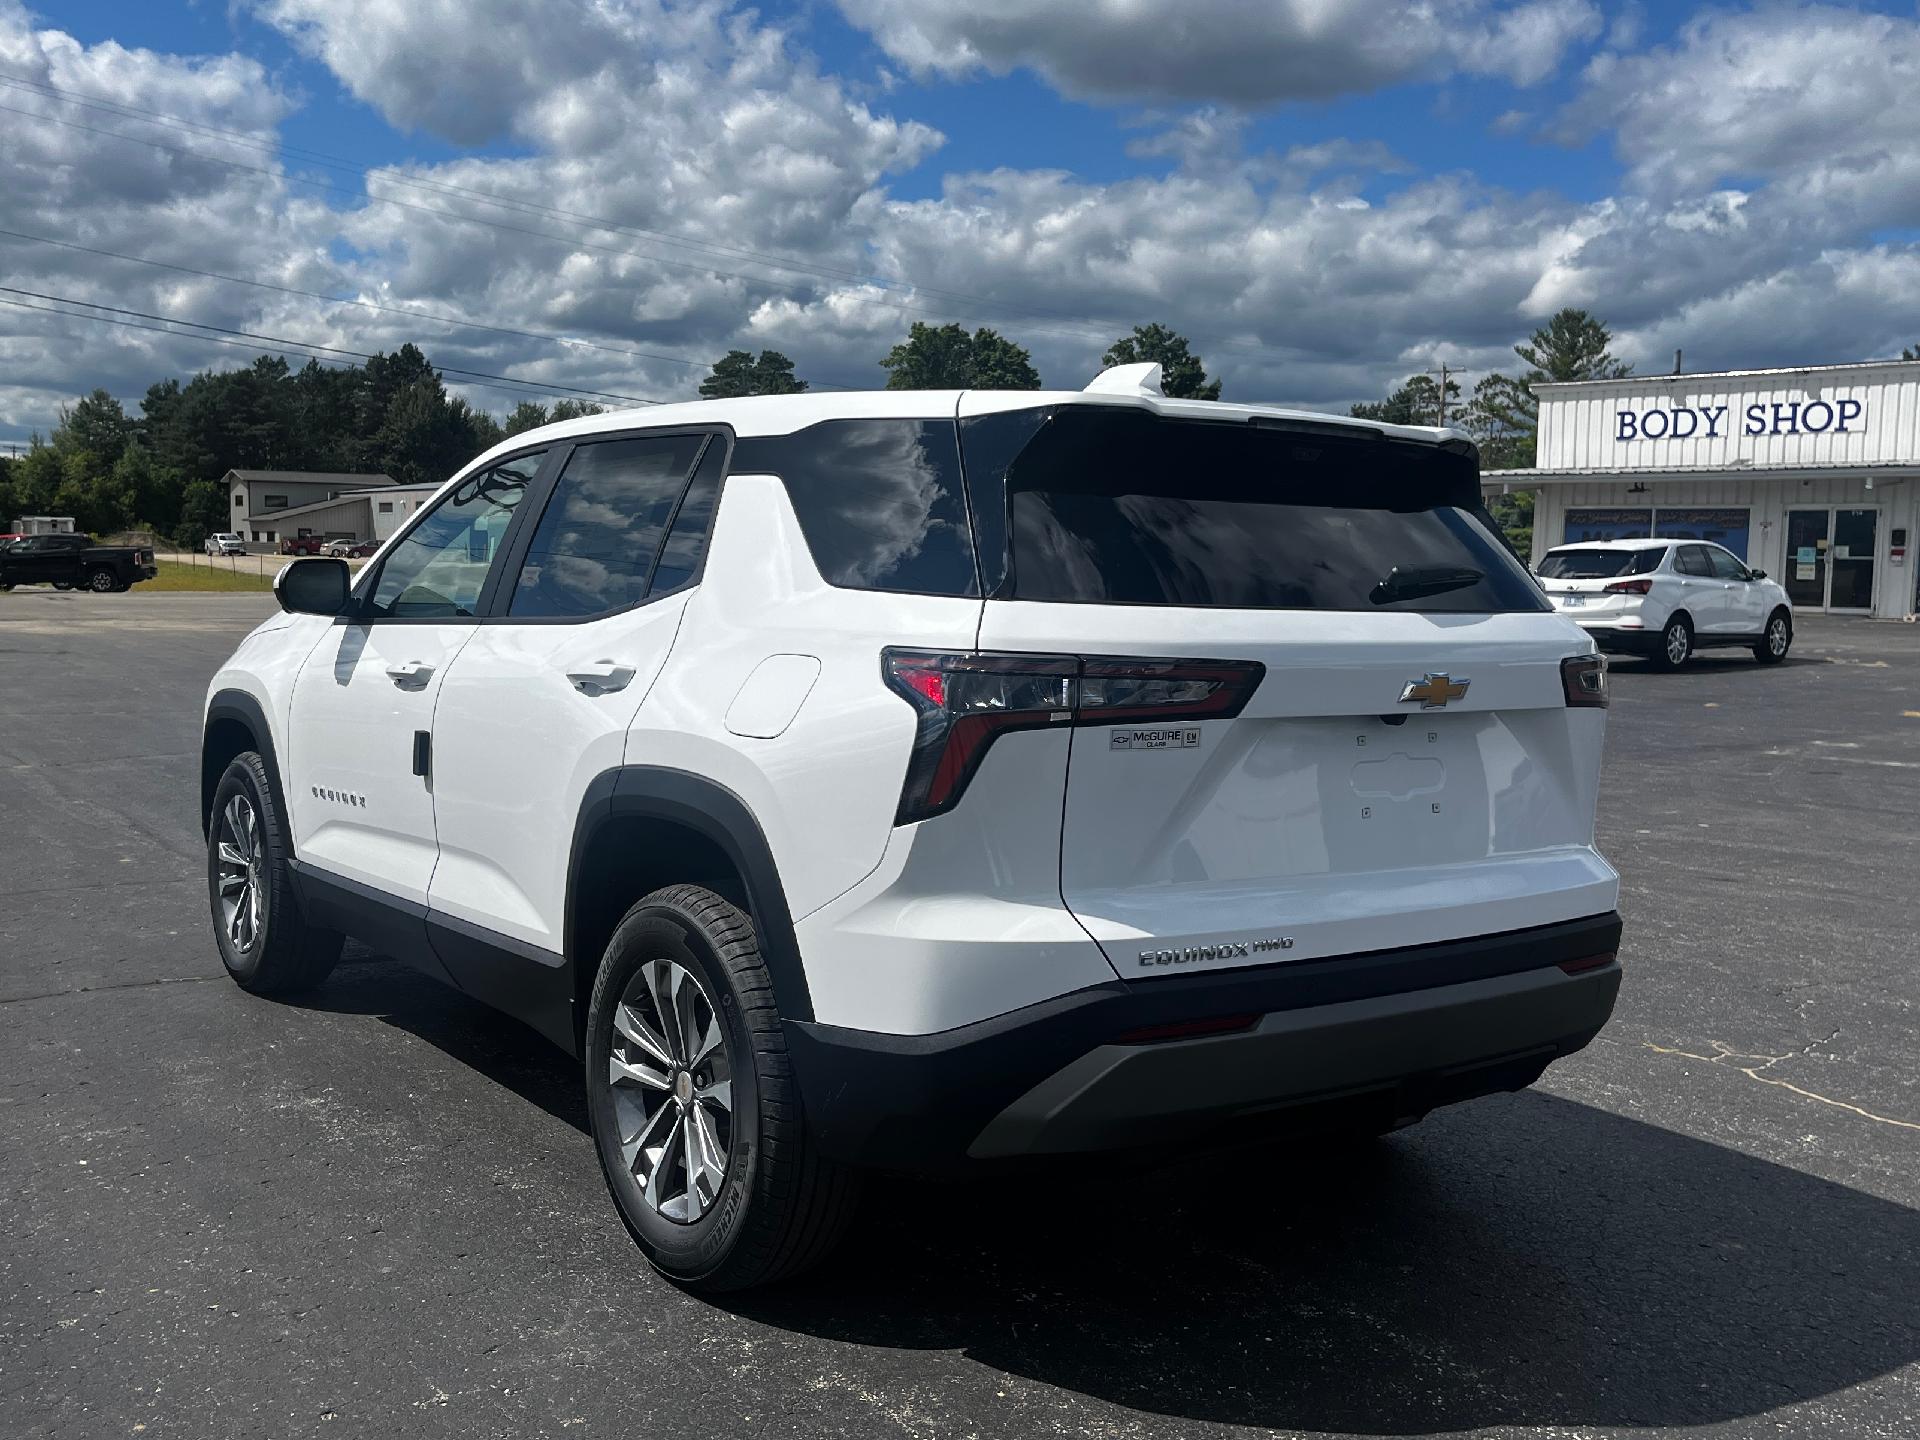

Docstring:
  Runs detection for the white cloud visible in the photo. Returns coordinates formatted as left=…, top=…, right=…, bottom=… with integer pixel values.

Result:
left=12, top=0, right=1920, bottom=447
left=832, top=0, right=1603, bottom=104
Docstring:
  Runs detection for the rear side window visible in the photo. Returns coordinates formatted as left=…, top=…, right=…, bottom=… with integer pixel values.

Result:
left=985, top=406, right=1544, bottom=612
left=1675, top=545, right=1714, bottom=577
left=730, top=420, right=977, bottom=596
left=1538, top=548, right=1665, bottom=579
left=508, top=434, right=708, bottom=619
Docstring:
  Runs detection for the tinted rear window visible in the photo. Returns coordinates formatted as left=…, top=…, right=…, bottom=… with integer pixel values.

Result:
left=730, top=419, right=977, bottom=596
left=991, top=407, right=1543, bottom=612
left=1538, top=547, right=1664, bottom=579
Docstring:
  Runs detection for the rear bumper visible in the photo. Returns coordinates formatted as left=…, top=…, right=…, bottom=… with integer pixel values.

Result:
left=785, top=912, right=1622, bottom=1170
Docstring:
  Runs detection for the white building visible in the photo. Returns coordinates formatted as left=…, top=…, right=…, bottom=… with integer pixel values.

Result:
left=259, top=482, right=444, bottom=545
left=1490, top=360, right=1920, bottom=620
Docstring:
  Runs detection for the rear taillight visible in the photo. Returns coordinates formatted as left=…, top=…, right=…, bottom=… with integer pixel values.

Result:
left=882, top=649, right=1264, bottom=823
left=1561, top=654, right=1608, bottom=708
left=1603, top=578, right=1653, bottom=595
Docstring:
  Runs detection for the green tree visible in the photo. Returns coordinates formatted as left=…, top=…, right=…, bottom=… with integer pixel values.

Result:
left=1100, top=323, right=1221, bottom=400
left=700, top=349, right=809, bottom=400
left=502, top=401, right=551, bottom=436
left=52, top=389, right=135, bottom=468
left=1351, top=372, right=1461, bottom=426
left=881, top=322, right=1040, bottom=390
left=546, top=400, right=605, bottom=424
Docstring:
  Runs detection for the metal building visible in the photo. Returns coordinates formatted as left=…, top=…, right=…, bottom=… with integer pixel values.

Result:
left=1488, top=360, right=1920, bottom=620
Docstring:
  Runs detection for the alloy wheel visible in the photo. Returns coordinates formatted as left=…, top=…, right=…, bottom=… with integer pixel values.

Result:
left=215, top=794, right=264, bottom=953
left=607, top=958, right=734, bottom=1223
left=1666, top=622, right=1690, bottom=665
left=1768, top=616, right=1789, bottom=656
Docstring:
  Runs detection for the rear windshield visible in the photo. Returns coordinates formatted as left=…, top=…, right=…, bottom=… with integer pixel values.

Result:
left=984, top=406, right=1544, bottom=612
left=1538, top=547, right=1664, bottom=579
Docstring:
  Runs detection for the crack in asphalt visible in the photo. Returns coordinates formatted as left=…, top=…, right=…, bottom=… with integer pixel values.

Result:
left=0, top=974, right=220, bottom=1007
left=1645, top=1039, right=1920, bottom=1132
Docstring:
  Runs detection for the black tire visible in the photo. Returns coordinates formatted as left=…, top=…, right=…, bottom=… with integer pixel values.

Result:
left=1754, top=607, right=1792, bottom=663
left=52, top=581, right=73, bottom=591
left=86, top=568, right=116, bottom=593
left=207, top=752, right=343, bottom=995
left=586, top=885, right=857, bottom=1292
left=1653, top=613, right=1693, bottom=670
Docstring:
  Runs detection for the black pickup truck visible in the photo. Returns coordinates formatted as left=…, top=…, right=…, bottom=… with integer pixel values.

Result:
left=0, top=534, right=158, bottom=592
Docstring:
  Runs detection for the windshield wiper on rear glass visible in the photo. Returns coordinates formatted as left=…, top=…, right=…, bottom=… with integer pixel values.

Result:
left=1369, top=564, right=1484, bottom=605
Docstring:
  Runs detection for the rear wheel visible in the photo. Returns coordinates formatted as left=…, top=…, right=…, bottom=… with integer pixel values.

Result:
left=1654, top=614, right=1692, bottom=670
left=207, top=752, right=343, bottom=995
left=87, top=569, right=116, bottom=593
left=52, top=581, right=73, bottom=591
left=1754, top=608, right=1792, bottom=663
left=585, top=885, right=856, bottom=1291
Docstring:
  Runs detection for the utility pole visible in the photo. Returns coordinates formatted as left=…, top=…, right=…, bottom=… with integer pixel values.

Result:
left=1430, top=362, right=1453, bottom=426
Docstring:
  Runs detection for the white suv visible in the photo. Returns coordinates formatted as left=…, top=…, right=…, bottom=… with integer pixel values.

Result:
left=200, top=367, right=1623, bottom=1290
left=1536, top=538, right=1793, bottom=669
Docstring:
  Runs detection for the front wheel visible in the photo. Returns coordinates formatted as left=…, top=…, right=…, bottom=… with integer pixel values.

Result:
left=585, top=885, right=856, bottom=1292
left=207, top=752, right=342, bottom=995
left=1654, top=614, right=1693, bottom=670
left=1754, top=608, right=1792, bottom=664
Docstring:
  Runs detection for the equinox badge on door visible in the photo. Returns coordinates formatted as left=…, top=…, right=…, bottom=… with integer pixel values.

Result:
left=1398, top=673, right=1470, bottom=708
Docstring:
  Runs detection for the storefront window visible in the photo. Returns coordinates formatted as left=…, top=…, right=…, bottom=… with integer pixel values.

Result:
left=1655, top=507, right=1751, bottom=560
left=1564, top=507, right=1652, bottom=543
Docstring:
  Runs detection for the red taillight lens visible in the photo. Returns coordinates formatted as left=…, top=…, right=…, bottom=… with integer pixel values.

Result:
left=1561, top=654, right=1608, bottom=708
left=1603, top=578, right=1653, bottom=595
left=1558, top=952, right=1616, bottom=975
left=882, top=650, right=1265, bottom=823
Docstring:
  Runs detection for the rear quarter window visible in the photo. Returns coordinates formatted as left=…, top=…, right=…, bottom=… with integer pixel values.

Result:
left=730, top=419, right=978, bottom=597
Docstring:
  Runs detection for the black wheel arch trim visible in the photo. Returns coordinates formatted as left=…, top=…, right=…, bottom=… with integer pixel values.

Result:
left=203, top=689, right=290, bottom=842
left=568, top=766, right=813, bottom=1024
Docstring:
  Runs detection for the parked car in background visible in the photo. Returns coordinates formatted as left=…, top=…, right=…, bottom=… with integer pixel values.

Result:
left=201, top=372, right=1623, bottom=1291
left=0, top=533, right=156, bottom=592
left=206, top=532, right=246, bottom=556
left=280, top=535, right=328, bottom=556
left=322, top=539, right=377, bottom=558
left=1536, top=538, right=1793, bottom=668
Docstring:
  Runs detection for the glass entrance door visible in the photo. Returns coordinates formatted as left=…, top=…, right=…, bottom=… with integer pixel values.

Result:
left=1830, top=508, right=1879, bottom=611
left=1784, top=507, right=1878, bottom=612
left=1784, top=509, right=1829, bottom=608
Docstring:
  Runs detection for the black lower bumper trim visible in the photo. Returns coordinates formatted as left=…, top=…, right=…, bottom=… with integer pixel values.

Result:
left=784, top=911, right=1622, bottom=1170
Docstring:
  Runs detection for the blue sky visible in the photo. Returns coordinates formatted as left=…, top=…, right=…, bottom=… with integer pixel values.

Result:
left=8, top=0, right=1920, bottom=440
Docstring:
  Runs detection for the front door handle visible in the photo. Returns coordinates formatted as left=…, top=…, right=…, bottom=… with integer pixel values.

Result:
left=386, top=660, right=434, bottom=688
left=568, top=660, right=636, bottom=696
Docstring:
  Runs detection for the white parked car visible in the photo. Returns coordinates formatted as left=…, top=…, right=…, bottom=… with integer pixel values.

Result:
left=1536, top=538, right=1793, bottom=668
left=205, top=532, right=246, bottom=556
left=199, top=368, right=1622, bottom=1290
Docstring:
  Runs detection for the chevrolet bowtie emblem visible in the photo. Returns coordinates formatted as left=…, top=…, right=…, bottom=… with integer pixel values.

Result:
left=1399, top=673, right=1470, bottom=708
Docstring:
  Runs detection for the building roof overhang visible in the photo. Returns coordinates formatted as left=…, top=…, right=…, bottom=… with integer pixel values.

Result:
left=1481, top=462, right=1920, bottom=491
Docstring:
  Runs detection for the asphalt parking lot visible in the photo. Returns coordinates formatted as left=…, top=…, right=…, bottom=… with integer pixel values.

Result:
left=2, top=591, right=1915, bottom=1439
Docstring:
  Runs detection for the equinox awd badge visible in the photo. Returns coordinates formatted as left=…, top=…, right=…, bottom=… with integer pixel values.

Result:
left=1139, top=936, right=1295, bottom=967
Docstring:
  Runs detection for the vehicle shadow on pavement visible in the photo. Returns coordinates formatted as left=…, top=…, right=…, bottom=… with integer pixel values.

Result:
left=292, top=958, right=1918, bottom=1434
left=730, top=1093, right=1920, bottom=1434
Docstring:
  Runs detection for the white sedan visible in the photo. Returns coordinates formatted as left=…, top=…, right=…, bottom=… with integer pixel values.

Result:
left=1536, top=538, right=1794, bottom=669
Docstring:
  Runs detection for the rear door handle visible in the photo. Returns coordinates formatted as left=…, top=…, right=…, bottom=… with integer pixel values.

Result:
left=386, top=660, right=434, bottom=688
left=568, top=660, right=636, bottom=696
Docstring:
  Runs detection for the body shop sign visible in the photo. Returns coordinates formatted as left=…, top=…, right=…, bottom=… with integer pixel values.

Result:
left=1615, top=398, right=1864, bottom=441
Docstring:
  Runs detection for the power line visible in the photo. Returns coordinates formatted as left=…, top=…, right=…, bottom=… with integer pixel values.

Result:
left=0, top=227, right=857, bottom=390
left=0, top=290, right=665, bottom=407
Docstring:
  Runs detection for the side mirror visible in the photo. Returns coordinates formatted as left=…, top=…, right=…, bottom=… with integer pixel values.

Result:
left=275, top=556, right=351, bottom=616
left=1749, top=569, right=1767, bottom=580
